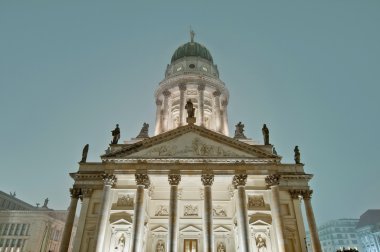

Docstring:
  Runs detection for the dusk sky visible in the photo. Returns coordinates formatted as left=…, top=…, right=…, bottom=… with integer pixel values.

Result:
left=1, top=1, right=379, bottom=226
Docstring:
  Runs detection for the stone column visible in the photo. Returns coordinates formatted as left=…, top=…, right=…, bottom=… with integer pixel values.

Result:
left=201, top=173, right=214, bottom=252
left=95, top=174, right=116, bottom=252
left=178, top=83, right=187, bottom=126
left=289, top=190, right=307, bottom=252
left=198, top=84, right=206, bottom=126
left=162, top=90, right=171, bottom=132
left=59, top=187, right=81, bottom=252
left=155, top=99, right=163, bottom=135
left=265, top=174, right=285, bottom=252
left=167, top=174, right=181, bottom=252
left=221, top=100, right=229, bottom=136
left=213, top=90, right=221, bottom=132
left=301, top=190, right=322, bottom=252
left=233, top=173, right=251, bottom=252
left=72, top=188, right=93, bottom=252
left=131, top=173, right=150, bottom=252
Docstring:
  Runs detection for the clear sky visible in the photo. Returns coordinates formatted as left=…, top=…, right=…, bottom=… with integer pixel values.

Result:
left=1, top=1, right=379, bottom=225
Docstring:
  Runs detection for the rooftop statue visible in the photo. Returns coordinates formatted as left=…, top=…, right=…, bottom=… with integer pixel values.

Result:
left=294, top=145, right=301, bottom=164
left=272, top=147, right=277, bottom=155
left=43, top=198, right=49, bottom=208
left=185, top=99, right=195, bottom=118
left=111, top=124, right=120, bottom=144
left=262, top=124, right=270, bottom=145
left=136, top=123, right=149, bottom=138
left=80, top=144, right=89, bottom=163
left=234, top=121, right=247, bottom=139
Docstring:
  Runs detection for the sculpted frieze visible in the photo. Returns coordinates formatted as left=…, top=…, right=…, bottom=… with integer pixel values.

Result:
left=129, top=133, right=253, bottom=158
left=155, top=205, right=169, bottom=216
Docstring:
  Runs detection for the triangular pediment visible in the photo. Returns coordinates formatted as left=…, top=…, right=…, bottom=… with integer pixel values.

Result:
left=151, top=226, right=168, bottom=233
left=180, top=225, right=202, bottom=233
left=214, top=226, right=231, bottom=233
left=102, top=125, right=278, bottom=161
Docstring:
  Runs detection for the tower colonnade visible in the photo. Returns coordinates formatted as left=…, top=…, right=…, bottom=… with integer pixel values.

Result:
left=61, top=172, right=321, bottom=252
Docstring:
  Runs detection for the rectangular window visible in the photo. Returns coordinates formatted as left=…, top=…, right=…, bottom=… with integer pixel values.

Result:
left=184, top=239, right=197, bottom=252
left=9, top=224, right=15, bottom=235
left=17, top=239, right=23, bottom=247
left=2, top=224, right=9, bottom=235
left=20, top=224, right=26, bottom=235
left=15, top=224, right=21, bottom=236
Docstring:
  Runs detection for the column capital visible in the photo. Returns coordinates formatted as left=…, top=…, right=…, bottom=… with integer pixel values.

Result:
left=156, top=99, right=162, bottom=106
left=70, top=188, right=81, bottom=199
left=197, top=83, right=206, bottom=91
left=233, top=174, right=247, bottom=188
left=135, top=173, right=150, bottom=188
left=213, top=90, right=221, bottom=97
left=288, top=189, right=301, bottom=200
left=201, top=174, right=214, bottom=186
left=300, top=189, right=313, bottom=200
left=265, top=174, right=280, bottom=187
left=168, top=174, right=181, bottom=185
left=178, top=83, right=187, bottom=91
left=80, top=188, right=93, bottom=198
left=163, top=90, right=171, bottom=97
left=102, top=174, right=117, bottom=187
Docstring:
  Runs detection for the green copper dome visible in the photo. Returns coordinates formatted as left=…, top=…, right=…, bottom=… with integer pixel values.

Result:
left=171, top=42, right=214, bottom=63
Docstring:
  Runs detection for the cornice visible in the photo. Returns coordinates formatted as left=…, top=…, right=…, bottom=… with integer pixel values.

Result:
left=101, top=124, right=279, bottom=161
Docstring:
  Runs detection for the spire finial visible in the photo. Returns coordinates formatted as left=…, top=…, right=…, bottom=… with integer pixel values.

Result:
left=190, top=27, right=195, bottom=43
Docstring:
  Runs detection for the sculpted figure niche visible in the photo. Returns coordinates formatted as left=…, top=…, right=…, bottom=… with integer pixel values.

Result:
left=255, top=234, right=267, bottom=252
left=156, top=240, right=165, bottom=252
left=217, top=242, right=226, bottom=252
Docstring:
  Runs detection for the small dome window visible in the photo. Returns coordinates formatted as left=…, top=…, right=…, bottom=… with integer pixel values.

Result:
left=189, top=64, right=195, bottom=69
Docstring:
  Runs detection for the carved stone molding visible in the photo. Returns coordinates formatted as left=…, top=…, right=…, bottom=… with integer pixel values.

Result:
left=288, top=189, right=313, bottom=200
left=70, top=188, right=81, bottom=199
left=80, top=188, right=93, bottom=199
left=300, top=189, right=313, bottom=200
left=201, top=174, right=214, bottom=186
left=213, top=90, right=221, bottom=97
left=197, top=83, right=206, bottom=91
left=135, top=173, right=150, bottom=188
left=163, top=90, right=171, bottom=97
left=102, top=174, right=117, bottom=187
left=168, top=174, right=181, bottom=185
left=233, top=174, right=247, bottom=187
left=178, top=83, right=187, bottom=91
left=155, top=99, right=162, bottom=106
left=265, top=174, right=280, bottom=187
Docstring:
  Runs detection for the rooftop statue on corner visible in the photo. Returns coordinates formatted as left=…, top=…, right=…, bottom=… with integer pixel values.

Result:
left=294, top=145, right=301, bottom=164
left=80, top=144, right=89, bottom=163
left=111, top=124, right=120, bottom=144
left=262, top=124, right=270, bottom=145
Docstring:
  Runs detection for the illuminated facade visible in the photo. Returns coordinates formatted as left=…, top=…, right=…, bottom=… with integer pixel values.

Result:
left=61, top=34, right=322, bottom=252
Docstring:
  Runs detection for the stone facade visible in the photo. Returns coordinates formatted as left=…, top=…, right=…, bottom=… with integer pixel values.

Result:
left=0, top=191, right=76, bottom=252
left=62, top=35, right=321, bottom=252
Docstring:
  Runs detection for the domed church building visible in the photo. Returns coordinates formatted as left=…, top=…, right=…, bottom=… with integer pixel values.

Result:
left=60, top=32, right=322, bottom=252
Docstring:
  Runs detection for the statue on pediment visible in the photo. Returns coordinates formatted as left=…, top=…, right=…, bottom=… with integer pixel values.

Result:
left=185, top=99, right=195, bottom=118
left=234, top=122, right=247, bottom=139
left=136, top=123, right=149, bottom=138
left=80, top=144, right=89, bottom=163
left=262, top=124, right=269, bottom=145
left=111, top=124, right=120, bottom=144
